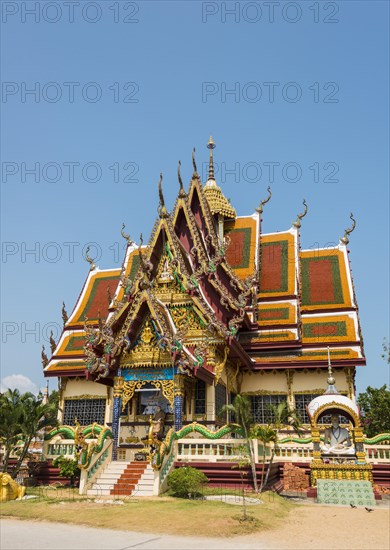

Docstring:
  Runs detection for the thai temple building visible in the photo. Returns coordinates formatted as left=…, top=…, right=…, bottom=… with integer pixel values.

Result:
left=41, top=138, right=388, bottom=502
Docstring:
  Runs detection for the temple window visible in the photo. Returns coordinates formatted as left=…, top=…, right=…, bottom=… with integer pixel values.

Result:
left=194, top=379, right=206, bottom=415
left=250, top=394, right=287, bottom=424
left=215, top=383, right=227, bottom=421
left=63, top=398, right=106, bottom=426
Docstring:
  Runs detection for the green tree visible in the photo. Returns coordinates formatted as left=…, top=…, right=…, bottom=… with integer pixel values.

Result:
left=0, top=389, right=58, bottom=477
left=53, top=456, right=80, bottom=487
left=251, top=425, right=277, bottom=493
left=167, top=466, right=208, bottom=498
left=221, top=395, right=259, bottom=492
left=13, top=392, right=58, bottom=476
left=0, top=389, right=24, bottom=472
left=357, top=385, right=390, bottom=437
left=251, top=402, right=301, bottom=492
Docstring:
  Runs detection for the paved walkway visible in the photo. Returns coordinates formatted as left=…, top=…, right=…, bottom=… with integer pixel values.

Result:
left=0, top=519, right=265, bottom=550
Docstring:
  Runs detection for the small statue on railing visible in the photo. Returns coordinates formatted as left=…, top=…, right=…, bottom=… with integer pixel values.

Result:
left=148, top=406, right=166, bottom=456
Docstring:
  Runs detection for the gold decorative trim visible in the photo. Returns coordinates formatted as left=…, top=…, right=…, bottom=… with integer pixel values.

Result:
left=310, top=461, right=372, bottom=487
left=311, top=401, right=360, bottom=427
left=241, top=390, right=288, bottom=396
left=121, top=379, right=175, bottom=411
left=64, top=394, right=106, bottom=401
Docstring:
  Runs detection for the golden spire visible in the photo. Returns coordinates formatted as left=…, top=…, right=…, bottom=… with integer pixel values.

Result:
left=203, top=136, right=236, bottom=219
left=206, top=135, right=216, bottom=185
left=324, top=346, right=339, bottom=395
left=327, top=347, right=335, bottom=385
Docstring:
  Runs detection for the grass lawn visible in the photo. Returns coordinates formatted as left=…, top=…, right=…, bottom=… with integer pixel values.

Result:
left=0, top=489, right=294, bottom=537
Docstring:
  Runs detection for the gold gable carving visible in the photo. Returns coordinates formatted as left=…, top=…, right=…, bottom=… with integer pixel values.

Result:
left=120, top=318, right=171, bottom=368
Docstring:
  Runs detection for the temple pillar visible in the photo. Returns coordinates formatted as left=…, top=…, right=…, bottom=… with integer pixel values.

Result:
left=285, top=370, right=294, bottom=410
left=311, top=426, right=321, bottom=460
left=353, top=426, right=366, bottom=463
left=174, top=374, right=185, bottom=431
left=111, top=375, right=124, bottom=461
left=206, top=383, right=216, bottom=422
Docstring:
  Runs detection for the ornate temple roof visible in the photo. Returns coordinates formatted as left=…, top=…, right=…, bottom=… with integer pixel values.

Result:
left=203, top=183, right=236, bottom=219
left=44, top=139, right=365, bottom=380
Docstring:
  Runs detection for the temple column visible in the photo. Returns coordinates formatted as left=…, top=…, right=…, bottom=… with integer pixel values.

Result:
left=174, top=375, right=185, bottom=431
left=206, top=383, right=216, bottom=422
left=111, top=375, right=124, bottom=461
left=285, top=370, right=294, bottom=410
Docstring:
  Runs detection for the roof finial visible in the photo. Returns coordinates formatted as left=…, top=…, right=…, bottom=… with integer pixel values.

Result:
left=206, top=135, right=216, bottom=185
left=61, top=301, right=68, bottom=327
left=178, top=161, right=186, bottom=198
left=340, top=213, right=356, bottom=245
left=85, top=246, right=97, bottom=271
left=192, top=147, right=198, bottom=177
left=157, top=173, right=169, bottom=218
left=293, top=199, right=308, bottom=228
left=41, top=345, right=49, bottom=368
left=49, top=330, right=56, bottom=354
left=121, top=223, right=133, bottom=246
left=256, top=185, right=272, bottom=214
left=327, top=347, right=335, bottom=385
left=324, top=346, right=339, bottom=395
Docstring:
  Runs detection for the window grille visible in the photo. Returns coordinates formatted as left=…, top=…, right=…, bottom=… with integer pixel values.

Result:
left=194, top=379, right=206, bottom=415
left=63, top=399, right=106, bottom=426
left=251, top=394, right=287, bottom=424
left=215, top=383, right=227, bottom=420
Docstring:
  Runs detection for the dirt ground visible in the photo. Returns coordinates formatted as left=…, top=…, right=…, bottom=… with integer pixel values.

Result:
left=250, top=502, right=390, bottom=550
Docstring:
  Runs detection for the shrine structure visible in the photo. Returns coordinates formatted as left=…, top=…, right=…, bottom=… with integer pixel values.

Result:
left=41, top=138, right=381, bottom=499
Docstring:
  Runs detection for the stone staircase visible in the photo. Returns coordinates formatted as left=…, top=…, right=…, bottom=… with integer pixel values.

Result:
left=86, top=461, right=155, bottom=498
left=317, top=479, right=376, bottom=507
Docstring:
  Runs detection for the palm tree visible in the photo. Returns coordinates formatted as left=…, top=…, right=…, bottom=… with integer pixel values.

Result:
left=221, top=394, right=259, bottom=492
left=251, top=424, right=277, bottom=492
left=13, top=393, right=58, bottom=477
left=257, top=401, right=302, bottom=492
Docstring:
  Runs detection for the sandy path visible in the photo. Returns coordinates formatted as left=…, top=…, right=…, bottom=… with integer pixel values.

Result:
left=251, top=503, right=390, bottom=550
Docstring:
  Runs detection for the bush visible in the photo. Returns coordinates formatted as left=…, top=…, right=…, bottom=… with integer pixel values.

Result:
left=53, top=456, right=80, bottom=487
left=167, top=466, right=208, bottom=498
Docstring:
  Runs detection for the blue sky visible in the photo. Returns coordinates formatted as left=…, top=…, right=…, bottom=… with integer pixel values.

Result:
left=1, top=0, right=389, bottom=395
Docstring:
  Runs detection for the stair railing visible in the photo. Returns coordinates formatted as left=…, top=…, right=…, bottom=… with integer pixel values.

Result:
left=158, top=439, right=178, bottom=494
left=79, top=439, right=113, bottom=495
